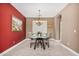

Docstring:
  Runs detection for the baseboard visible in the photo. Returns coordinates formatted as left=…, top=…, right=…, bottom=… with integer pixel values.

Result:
left=1, top=38, right=78, bottom=56
left=0, top=53, right=1, bottom=56
left=0, top=39, right=27, bottom=56
left=26, top=38, right=31, bottom=40
left=49, top=38, right=55, bottom=40
left=60, top=43, right=79, bottom=56
left=54, top=40, right=61, bottom=43
left=53, top=40, right=79, bottom=56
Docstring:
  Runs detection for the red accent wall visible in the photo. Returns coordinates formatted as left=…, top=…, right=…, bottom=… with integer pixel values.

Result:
left=0, top=3, right=26, bottom=53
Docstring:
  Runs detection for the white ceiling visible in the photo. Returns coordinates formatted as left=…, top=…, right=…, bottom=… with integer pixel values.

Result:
left=12, top=3, right=68, bottom=17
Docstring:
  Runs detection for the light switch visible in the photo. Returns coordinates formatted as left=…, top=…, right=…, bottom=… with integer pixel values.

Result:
left=12, top=41, right=15, bottom=44
left=74, top=29, right=76, bottom=33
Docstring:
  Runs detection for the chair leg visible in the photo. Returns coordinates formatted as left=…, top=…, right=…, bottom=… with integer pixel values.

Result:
left=45, top=40, right=49, bottom=48
left=48, top=43, right=49, bottom=48
left=34, top=40, right=37, bottom=50
left=42, top=40, right=45, bottom=50
left=37, top=40, right=39, bottom=48
left=30, top=43, right=32, bottom=48
left=40, top=40, right=42, bottom=48
left=47, top=40, right=49, bottom=48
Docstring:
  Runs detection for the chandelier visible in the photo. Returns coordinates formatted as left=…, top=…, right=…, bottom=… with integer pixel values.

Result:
left=36, top=9, right=42, bottom=26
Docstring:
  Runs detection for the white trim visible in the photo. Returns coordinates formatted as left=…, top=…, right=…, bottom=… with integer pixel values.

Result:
left=54, top=40, right=61, bottom=43
left=0, top=38, right=55, bottom=56
left=49, top=38, right=55, bottom=40
left=54, top=40, right=79, bottom=56
left=25, top=38, right=31, bottom=40
left=60, top=43, right=79, bottom=56
left=0, top=39, right=27, bottom=56
left=49, top=39, right=79, bottom=56
left=1, top=38, right=78, bottom=56
left=0, top=54, right=1, bottom=56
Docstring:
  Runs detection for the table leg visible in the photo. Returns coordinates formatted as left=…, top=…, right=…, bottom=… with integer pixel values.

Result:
left=48, top=40, right=49, bottom=48
left=34, top=39, right=37, bottom=50
left=42, top=39, right=45, bottom=50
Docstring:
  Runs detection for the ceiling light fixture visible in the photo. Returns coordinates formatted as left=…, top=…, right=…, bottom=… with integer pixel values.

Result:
left=36, top=9, right=42, bottom=26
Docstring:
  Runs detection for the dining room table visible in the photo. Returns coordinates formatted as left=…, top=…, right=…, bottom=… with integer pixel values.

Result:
left=30, top=32, right=49, bottom=50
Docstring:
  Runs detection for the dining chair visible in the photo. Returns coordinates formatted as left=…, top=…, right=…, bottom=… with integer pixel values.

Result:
left=42, top=33, right=50, bottom=48
left=34, top=32, right=45, bottom=49
left=29, top=32, right=37, bottom=48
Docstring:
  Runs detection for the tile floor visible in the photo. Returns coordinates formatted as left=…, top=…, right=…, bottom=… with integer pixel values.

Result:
left=3, top=39, right=76, bottom=56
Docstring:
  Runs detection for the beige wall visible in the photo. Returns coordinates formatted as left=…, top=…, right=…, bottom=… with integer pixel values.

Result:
left=26, top=18, right=32, bottom=38
left=56, top=4, right=79, bottom=53
left=47, top=18, right=55, bottom=38
left=54, top=15, right=61, bottom=40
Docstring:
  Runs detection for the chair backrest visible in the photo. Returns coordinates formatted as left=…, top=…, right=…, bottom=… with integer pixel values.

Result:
left=31, top=33, right=37, bottom=38
left=42, top=33, right=47, bottom=38
left=28, top=32, right=37, bottom=38
left=48, top=33, right=52, bottom=38
left=28, top=32, right=32, bottom=38
left=37, top=32, right=42, bottom=38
